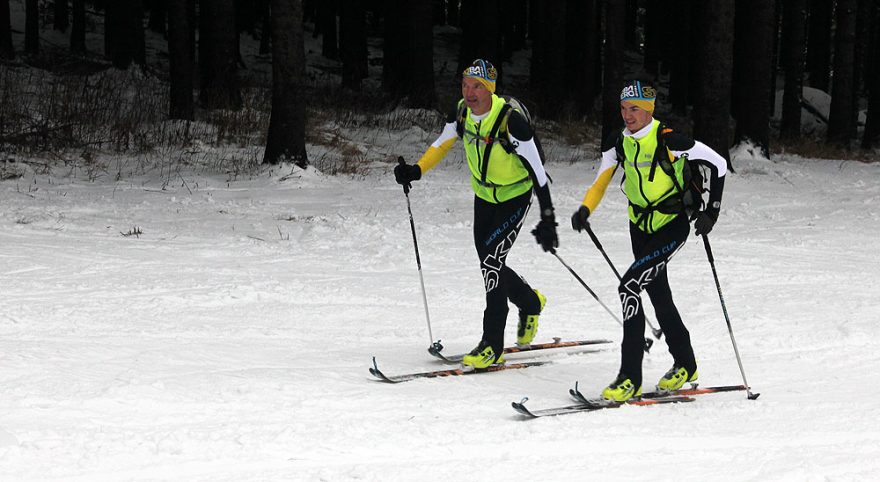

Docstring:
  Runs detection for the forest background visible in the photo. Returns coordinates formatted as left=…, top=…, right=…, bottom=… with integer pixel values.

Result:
left=1, top=0, right=879, bottom=179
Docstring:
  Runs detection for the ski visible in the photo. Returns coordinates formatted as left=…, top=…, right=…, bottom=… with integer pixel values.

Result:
left=427, top=337, right=612, bottom=364
left=369, top=356, right=549, bottom=384
left=512, top=395, right=695, bottom=418
left=569, top=383, right=749, bottom=404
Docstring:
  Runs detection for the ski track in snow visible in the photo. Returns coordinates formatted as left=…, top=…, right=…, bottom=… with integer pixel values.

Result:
left=1, top=154, right=879, bottom=481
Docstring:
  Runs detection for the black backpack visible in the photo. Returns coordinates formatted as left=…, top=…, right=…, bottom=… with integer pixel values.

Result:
left=616, top=124, right=706, bottom=219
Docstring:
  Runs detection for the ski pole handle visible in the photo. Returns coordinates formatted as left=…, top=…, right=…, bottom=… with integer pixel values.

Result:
left=398, top=156, right=411, bottom=194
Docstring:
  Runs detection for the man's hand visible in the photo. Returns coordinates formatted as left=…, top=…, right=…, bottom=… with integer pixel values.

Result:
left=571, top=205, right=590, bottom=232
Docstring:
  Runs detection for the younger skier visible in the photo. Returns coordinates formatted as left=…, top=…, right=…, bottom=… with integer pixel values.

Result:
left=571, top=80, right=728, bottom=401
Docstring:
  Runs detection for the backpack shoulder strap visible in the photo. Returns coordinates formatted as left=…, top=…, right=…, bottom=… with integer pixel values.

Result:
left=479, top=103, right=512, bottom=183
left=455, top=99, right=467, bottom=138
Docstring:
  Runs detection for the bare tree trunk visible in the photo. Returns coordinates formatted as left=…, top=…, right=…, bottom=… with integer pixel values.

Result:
left=0, top=0, right=14, bottom=60
left=25, top=0, right=38, bottom=55
left=827, top=0, right=857, bottom=146
left=669, top=0, right=692, bottom=116
left=863, top=2, right=880, bottom=149
left=55, top=0, right=69, bottom=32
left=318, top=0, right=337, bottom=59
left=340, top=0, right=367, bottom=91
left=780, top=0, right=807, bottom=140
left=106, top=0, right=145, bottom=69
left=568, top=0, right=600, bottom=117
left=447, top=0, right=458, bottom=26
left=168, top=0, right=194, bottom=120
left=70, top=0, right=85, bottom=53
left=806, top=0, right=832, bottom=91
left=693, top=0, right=734, bottom=166
left=149, top=0, right=167, bottom=35
left=408, top=1, right=435, bottom=108
left=732, top=0, right=775, bottom=158
left=383, top=0, right=407, bottom=94
left=264, top=0, right=308, bottom=168
left=200, top=0, right=242, bottom=110
left=601, top=0, right=625, bottom=141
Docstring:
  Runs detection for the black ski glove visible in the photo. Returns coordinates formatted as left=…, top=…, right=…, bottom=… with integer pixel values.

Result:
left=394, top=158, right=421, bottom=188
left=532, top=211, right=559, bottom=253
left=571, top=205, right=590, bottom=232
left=694, top=208, right=719, bottom=236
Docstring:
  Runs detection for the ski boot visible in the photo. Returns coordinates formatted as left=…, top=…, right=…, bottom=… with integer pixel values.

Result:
left=461, top=340, right=505, bottom=369
left=656, top=364, right=699, bottom=393
left=516, top=289, right=547, bottom=347
left=601, top=374, right=642, bottom=402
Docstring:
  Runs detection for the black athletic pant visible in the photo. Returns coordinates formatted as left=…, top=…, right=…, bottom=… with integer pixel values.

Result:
left=473, top=192, right=542, bottom=354
left=618, top=214, right=696, bottom=388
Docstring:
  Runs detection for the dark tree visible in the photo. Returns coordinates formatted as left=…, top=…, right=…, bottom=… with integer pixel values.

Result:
left=407, top=0, right=435, bottom=108
left=55, top=0, right=69, bottom=32
left=853, top=0, right=871, bottom=120
left=567, top=0, right=601, bottom=117
left=340, top=0, right=367, bottom=91
left=25, top=0, right=38, bottom=55
left=71, top=0, right=85, bottom=53
left=862, top=5, right=880, bottom=150
left=643, top=0, right=661, bottom=75
left=693, top=0, right=734, bottom=165
left=668, top=0, right=693, bottom=116
left=601, top=0, right=625, bottom=141
left=168, top=0, right=194, bottom=120
left=447, top=0, right=459, bottom=26
left=258, top=0, right=271, bottom=55
left=780, top=0, right=808, bottom=140
left=732, top=0, right=775, bottom=157
left=806, top=0, right=832, bottom=91
left=624, top=0, right=637, bottom=49
left=318, top=0, right=337, bottom=59
left=148, top=0, right=167, bottom=35
left=264, top=0, right=308, bottom=167
left=827, top=0, right=857, bottom=146
left=1, top=0, right=13, bottom=60
left=863, top=2, right=880, bottom=149
left=503, top=0, right=527, bottom=55
left=200, top=0, right=242, bottom=109
left=531, top=0, right=565, bottom=116
left=383, top=0, right=407, bottom=94
left=459, top=0, right=500, bottom=80
left=106, top=0, right=146, bottom=68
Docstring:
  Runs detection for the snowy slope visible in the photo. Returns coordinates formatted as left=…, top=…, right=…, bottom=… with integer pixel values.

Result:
left=1, top=145, right=879, bottom=481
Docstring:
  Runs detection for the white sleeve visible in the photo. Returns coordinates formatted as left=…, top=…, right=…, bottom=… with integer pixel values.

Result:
left=671, top=141, right=728, bottom=177
left=510, top=132, right=548, bottom=187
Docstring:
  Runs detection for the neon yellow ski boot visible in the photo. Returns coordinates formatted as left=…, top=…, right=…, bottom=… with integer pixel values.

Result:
left=657, top=365, right=698, bottom=392
left=601, top=374, right=642, bottom=402
left=461, top=340, right=505, bottom=369
left=516, top=289, right=547, bottom=347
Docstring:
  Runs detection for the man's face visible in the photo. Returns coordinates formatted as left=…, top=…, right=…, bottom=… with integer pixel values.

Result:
left=462, top=77, right=493, bottom=115
left=620, top=100, right=653, bottom=132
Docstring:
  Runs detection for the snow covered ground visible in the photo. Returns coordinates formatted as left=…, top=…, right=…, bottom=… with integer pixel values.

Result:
left=1, top=143, right=879, bottom=481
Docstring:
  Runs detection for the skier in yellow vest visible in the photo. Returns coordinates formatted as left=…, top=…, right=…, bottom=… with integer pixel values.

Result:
left=395, top=59, right=558, bottom=369
left=571, top=80, right=728, bottom=401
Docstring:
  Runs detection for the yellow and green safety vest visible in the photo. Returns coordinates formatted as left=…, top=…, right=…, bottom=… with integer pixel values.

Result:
left=461, top=96, right=533, bottom=203
left=620, top=119, right=687, bottom=233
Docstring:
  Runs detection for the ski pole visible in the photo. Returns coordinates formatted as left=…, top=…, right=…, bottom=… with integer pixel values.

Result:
left=585, top=225, right=663, bottom=339
left=551, top=250, right=653, bottom=353
left=702, top=234, right=760, bottom=400
left=399, top=158, right=444, bottom=355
